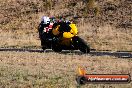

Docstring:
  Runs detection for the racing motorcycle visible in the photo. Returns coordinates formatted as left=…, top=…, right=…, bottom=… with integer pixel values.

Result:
left=40, top=22, right=90, bottom=53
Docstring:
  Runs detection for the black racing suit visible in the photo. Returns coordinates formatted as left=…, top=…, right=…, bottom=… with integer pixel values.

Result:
left=38, top=21, right=51, bottom=47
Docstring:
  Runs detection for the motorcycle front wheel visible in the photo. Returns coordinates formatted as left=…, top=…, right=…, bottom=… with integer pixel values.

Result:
left=72, top=36, right=90, bottom=53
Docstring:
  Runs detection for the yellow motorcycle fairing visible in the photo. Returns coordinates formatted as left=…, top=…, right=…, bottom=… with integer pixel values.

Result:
left=63, top=23, right=78, bottom=38
left=52, top=23, right=78, bottom=46
left=63, top=32, right=74, bottom=38
left=52, top=25, right=60, bottom=35
left=69, top=23, right=78, bottom=35
left=60, top=38, right=72, bottom=46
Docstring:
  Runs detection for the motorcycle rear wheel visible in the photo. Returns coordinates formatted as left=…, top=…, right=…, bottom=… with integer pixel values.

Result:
left=52, top=44, right=62, bottom=52
left=42, top=46, right=46, bottom=51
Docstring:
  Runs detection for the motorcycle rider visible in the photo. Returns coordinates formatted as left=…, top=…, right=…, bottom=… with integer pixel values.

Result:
left=38, top=16, right=50, bottom=38
left=38, top=16, right=74, bottom=48
left=38, top=16, right=55, bottom=49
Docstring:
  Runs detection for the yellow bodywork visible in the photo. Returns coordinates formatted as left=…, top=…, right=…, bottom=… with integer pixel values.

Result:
left=52, top=23, right=78, bottom=46
left=60, top=38, right=72, bottom=46
left=52, top=25, right=60, bottom=35
left=63, top=23, right=78, bottom=38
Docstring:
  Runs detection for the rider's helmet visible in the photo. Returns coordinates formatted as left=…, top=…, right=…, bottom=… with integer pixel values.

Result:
left=41, top=16, right=50, bottom=24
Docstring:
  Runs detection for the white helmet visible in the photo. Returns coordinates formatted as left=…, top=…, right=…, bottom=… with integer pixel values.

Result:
left=41, top=16, right=50, bottom=24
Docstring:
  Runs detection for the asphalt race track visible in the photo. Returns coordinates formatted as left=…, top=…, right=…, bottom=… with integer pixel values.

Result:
left=0, top=48, right=131, bottom=58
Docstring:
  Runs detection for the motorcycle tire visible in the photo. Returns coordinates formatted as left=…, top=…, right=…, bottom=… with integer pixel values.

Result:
left=41, top=40, right=47, bottom=50
left=42, top=46, right=46, bottom=51
left=73, top=36, right=90, bottom=53
left=52, top=44, right=62, bottom=52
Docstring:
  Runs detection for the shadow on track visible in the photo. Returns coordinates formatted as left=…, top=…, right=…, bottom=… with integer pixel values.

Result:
left=0, top=48, right=45, bottom=53
left=0, top=48, right=131, bottom=58
left=89, top=51, right=132, bottom=58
